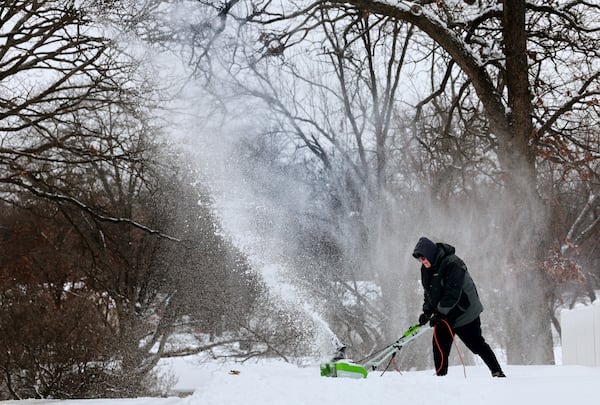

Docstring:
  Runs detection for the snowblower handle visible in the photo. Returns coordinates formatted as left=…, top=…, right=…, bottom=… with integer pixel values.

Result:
left=362, top=324, right=432, bottom=372
left=401, top=324, right=422, bottom=339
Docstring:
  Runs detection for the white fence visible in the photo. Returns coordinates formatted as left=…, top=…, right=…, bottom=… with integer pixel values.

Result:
left=561, top=301, right=600, bottom=367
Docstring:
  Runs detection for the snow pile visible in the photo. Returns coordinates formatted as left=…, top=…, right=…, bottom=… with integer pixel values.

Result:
left=180, top=361, right=600, bottom=405
left=2, top=360, right=600, bottom=405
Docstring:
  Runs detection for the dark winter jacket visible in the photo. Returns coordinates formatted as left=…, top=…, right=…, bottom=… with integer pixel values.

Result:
left=418, top=243, right=483, bottom=328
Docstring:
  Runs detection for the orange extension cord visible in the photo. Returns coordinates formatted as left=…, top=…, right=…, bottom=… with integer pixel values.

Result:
left=433, top=319, right=467, bottom=378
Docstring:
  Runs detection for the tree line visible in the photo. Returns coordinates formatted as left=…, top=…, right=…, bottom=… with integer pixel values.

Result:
left=0, top=0, right=598, bottom=398
left=0, top=1, right=313, bottom=399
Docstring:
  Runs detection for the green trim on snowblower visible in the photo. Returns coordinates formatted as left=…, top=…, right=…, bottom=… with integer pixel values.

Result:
left=320, top=360, right=368, bottom=378
left=320, top=324, right=431, bottom=379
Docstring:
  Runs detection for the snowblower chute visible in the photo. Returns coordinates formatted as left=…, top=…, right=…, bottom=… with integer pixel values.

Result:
left=320, top=324, right=431, bottom=378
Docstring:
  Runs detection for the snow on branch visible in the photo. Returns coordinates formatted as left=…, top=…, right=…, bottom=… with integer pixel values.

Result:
left=562, top=192, right=599, bottom=254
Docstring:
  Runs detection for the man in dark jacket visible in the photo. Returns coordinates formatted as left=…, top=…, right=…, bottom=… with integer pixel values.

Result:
left=413, top=236, right=506, bottom=377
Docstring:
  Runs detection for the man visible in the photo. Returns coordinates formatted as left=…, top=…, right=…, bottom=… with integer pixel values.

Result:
left=413, top=236, right=506, bottom=377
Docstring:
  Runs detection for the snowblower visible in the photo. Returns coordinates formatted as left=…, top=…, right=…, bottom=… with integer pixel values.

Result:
left=320, top=324, right=432, bottom=379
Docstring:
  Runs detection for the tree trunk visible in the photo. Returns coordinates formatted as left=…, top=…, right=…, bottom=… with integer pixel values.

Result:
left=500, top=0, right=554, bottom=365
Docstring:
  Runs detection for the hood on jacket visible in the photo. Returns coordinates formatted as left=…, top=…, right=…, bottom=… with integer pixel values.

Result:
left=412, top=237, right=438, bottom=264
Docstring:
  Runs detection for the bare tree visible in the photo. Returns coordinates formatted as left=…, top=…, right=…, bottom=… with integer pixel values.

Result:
left=0, top=0, right=171, bottom=234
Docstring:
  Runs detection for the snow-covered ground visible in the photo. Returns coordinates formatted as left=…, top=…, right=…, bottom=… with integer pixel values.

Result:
left=2, top=359, right=599, bottom=405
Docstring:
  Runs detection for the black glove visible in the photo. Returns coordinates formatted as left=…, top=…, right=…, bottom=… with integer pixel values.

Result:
left=429, top=312, right=446, bottom=327
left=418, top=312, right=432, bottom=326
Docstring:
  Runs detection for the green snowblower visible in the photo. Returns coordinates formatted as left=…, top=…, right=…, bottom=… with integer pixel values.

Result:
left=320, top=324, right=432, bottom=379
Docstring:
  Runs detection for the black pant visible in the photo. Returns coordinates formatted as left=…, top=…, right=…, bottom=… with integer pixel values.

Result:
left=432, top=317, right=502, bottom=375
